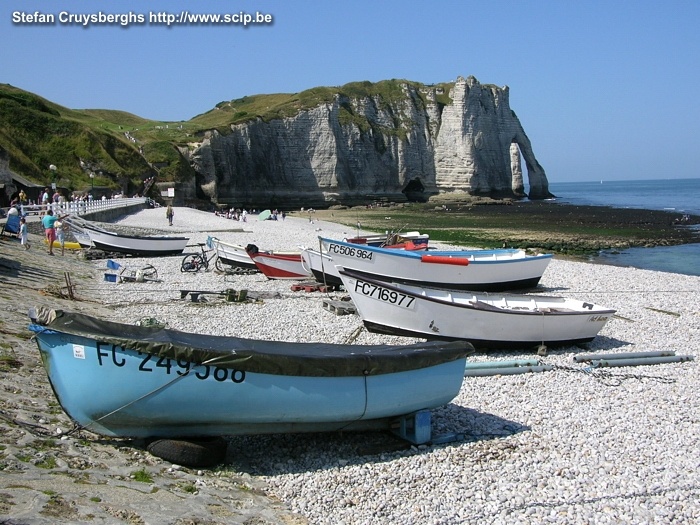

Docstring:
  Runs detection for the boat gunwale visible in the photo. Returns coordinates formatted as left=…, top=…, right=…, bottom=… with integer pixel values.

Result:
left=85, top=226, right=189, bottom=242
left=28, top=308, right=472, bottom=378
left=320, top=237, right=553, bottom=262
left=362, top=320, right=598, bottom=349
left=338, top=269, right=617, bottom=317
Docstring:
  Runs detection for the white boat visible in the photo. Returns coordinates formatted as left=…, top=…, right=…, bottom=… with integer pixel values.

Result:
left=207, top=236, right=259, bottom=272
left=85, top=226, right=189, bottom=256
left=301, top=247, right=342, bottom=286
left=64, top=217, right=100, bottom=248
left=73, top=230, right=93, bottom=248
left=338, top=268, right=616, bottom=349
left=320, top=237, right=552, bottom=292
left=302, top=240, right=427, bottom=288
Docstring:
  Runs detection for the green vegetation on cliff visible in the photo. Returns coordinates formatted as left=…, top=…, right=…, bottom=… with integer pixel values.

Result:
left=0, top=84, right=158, bottom=192
left=0, top=79, right=454, bottom=194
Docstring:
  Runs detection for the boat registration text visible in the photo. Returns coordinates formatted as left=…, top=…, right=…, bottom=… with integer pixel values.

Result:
left=353, top=280, right=415, bottom=308
left=94, top=343, right=246, bottom=383
left=327, top=243, right=373, bottom=260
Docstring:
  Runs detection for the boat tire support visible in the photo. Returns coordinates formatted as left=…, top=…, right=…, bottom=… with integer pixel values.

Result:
left=146, top=436, right=228, bottom=468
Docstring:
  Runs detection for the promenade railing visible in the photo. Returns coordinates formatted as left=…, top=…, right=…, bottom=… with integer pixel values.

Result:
left=2, top=197, right=150, bottom=220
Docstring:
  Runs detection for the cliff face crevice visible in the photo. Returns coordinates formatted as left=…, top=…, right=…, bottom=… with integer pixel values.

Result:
left=187, top=76, right=552, bottom=208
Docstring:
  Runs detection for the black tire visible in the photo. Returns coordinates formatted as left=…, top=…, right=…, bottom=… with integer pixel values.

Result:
left=181, top=254, right=203, bottom=272
left=140, top=264, right=159, bottom=280
left=146, top=437, right=228, bottom=468
left=215, top=256, right=224, bottom=272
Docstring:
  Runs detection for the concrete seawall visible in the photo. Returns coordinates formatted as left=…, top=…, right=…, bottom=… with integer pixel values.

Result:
left=79, top=201, right=149, bottom=223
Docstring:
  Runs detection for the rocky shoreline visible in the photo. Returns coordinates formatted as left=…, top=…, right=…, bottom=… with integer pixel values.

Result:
left=313, top=200, right=700, bottom=255
left=2, top=208, right=699, bottom=524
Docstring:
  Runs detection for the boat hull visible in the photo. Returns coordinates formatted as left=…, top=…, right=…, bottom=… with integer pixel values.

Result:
left=207, top=236, right=259, bottom=271
left=44, top=239, right=82, bottom=250
left=338, top=269, right=616, bottom=349
left=72, top=231, right=93, bottom=248
left=86, top=228, right=189, bottom=256
left=29, top=309, right=469, bottom=439
left=249, top=251, right=312, bottom=280
left=302, top=241, right=430, bottom=288
left=322, top=238, right=552, bottom=291
left=301, top=248, right=343, bottom=286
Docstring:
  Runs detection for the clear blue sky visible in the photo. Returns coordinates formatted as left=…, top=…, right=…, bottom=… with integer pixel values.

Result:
left=2, top=0, right=699, bottom=182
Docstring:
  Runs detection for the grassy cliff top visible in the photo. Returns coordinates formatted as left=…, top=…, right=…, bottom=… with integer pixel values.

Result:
left=0, top=78, right=459, bottom=189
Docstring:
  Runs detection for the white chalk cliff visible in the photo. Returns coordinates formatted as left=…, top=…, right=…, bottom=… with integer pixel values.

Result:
left=186, top=76, right=552, bottom=208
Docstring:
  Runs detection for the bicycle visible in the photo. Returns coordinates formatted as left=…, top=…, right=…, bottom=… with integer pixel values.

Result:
left=181, top=243, right=222, bottom=272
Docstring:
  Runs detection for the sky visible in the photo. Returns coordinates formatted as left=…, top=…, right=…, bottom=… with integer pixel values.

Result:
left=2, top=0, right=699, bottom=183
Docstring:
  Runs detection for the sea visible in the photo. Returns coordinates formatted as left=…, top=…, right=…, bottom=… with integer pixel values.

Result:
left=533, top=178, right=700, bottom=277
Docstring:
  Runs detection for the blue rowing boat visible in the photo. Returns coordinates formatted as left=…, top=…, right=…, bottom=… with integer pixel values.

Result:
left=28, top=307, right=471, bottom=442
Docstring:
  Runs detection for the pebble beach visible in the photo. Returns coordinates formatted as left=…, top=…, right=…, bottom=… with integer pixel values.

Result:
left=89, top=208, right=700, bottom=524
left=2, top=206, right=700, bottom=524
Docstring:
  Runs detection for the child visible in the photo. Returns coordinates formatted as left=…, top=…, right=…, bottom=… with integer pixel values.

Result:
left=18, top=217, right=30, bottom=250
left=55, top=219, right=66, bottom=255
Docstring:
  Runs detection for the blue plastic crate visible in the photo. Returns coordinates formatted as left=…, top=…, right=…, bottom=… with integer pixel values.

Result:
left=106, top=259, right=122, bottom=270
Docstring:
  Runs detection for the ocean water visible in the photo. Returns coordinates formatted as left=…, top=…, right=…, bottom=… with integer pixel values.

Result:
left=547, top=178, right=700, bottom=216
left=536, top=178, right=700, bottom=276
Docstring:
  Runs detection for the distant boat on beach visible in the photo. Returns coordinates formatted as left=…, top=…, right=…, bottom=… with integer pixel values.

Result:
left=245, top=244, right=311, bottom=280
left=85, top=226, right=189, bottom=256
left=207, top=236, right=259, bottom=272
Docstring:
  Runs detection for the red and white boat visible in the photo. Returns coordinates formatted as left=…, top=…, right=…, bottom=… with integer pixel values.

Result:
left=246, top=244, right=312, bottom=280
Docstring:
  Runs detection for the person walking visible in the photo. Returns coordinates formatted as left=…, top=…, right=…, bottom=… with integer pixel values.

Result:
left=40, top=188, right=50, bottom=216
left=166, top=204, right=174, bottom=226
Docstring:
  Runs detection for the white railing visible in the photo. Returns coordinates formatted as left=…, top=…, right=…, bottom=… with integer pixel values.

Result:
left=2, top=196, right=149, bottom=219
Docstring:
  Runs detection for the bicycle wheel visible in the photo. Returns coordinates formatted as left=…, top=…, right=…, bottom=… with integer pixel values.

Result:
left=214, top=255, right=225, bottom=272
left=181, top=254, right=203, bottom=272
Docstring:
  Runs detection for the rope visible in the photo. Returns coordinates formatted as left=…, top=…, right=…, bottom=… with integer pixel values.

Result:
left=539, top=289, right=698, bottom=294
left=317, top=236, right=334, bottom=299
left=0, top=409, right=57, bottom=437
left=91, top=355, right=231, bottom=425
left=548, top=363, right=676, bottom=386
left=335, top=372, right=370, bottom=433
left=464, top=483, right=700, bottom=522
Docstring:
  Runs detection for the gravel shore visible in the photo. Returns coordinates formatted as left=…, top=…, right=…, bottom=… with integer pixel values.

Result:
left=2, top=207, right=699, bottom=524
